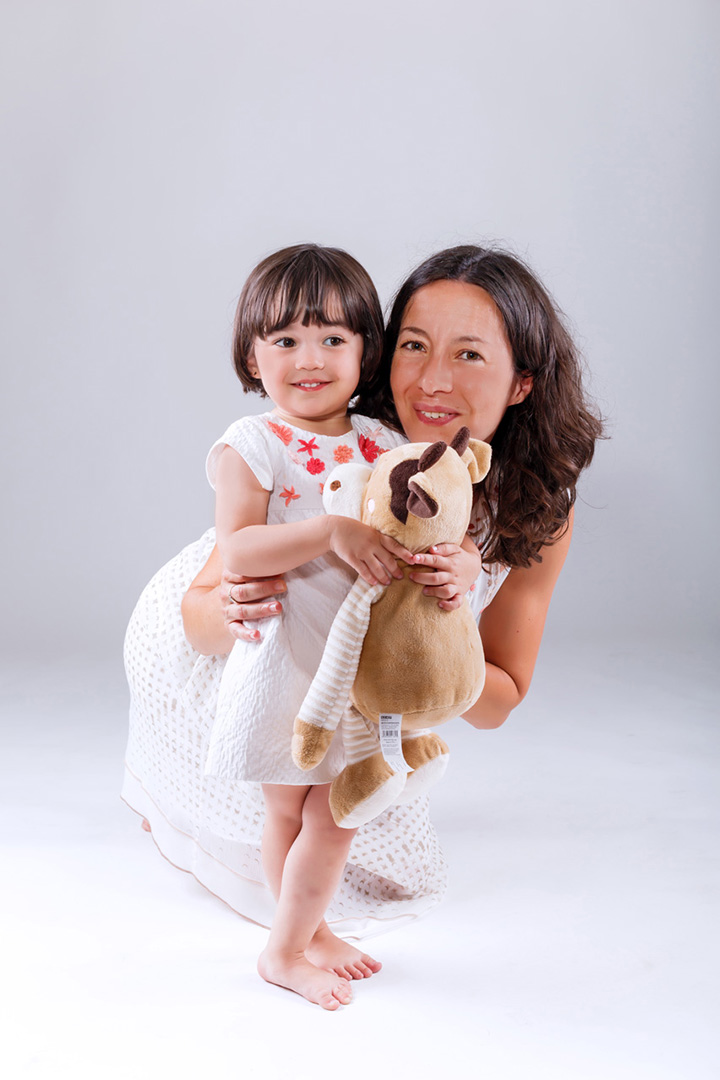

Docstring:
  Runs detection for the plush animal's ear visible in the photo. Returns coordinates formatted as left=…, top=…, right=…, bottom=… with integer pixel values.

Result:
left=463, top=439, right=492, bottom=483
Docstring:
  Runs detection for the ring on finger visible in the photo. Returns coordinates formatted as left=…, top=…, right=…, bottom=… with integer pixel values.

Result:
left=228, top=586, right=241, bottom=604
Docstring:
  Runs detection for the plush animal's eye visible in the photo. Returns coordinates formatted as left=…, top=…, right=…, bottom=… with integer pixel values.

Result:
left=329, top=480, right=341, bottom=491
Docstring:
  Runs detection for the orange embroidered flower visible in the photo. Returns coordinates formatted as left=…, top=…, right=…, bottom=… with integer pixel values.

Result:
left=267, top=419, right=293, bottom=445
left=306, top=457, right=325, bottom=475
left=279, top=486, right=300, bottom=506
left=333, top=444, right=354, bottom=463
left=298, top=437, right=319, bottom=456
left=358, top=434, right=380, bottom=462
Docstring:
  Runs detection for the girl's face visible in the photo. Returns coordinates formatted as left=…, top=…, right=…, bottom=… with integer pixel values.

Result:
left=390, top=280, right=532, bottom=444
left=250, top=320, right=363, bottom=434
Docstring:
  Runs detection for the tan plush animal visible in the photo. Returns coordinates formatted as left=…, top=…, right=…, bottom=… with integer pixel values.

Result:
left=292, top=427, right=492, bottom=827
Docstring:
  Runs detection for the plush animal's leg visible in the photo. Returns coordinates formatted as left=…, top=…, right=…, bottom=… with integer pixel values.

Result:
left=258, top=784, right=359, bottom=1010
left=394, top=729, right=450, bottom=804
left=329, top=708, right=407, bottom=829
left=260, top=784, right=381, bottom=982
left=292, top=578, right=385, bottom=771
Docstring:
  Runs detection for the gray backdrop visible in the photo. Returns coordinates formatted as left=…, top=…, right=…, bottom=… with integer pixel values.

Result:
left=2, top=0, right=718, bottom=658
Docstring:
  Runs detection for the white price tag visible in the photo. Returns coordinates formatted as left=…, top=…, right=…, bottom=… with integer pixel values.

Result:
left=379, top=714, right=412, bottom=774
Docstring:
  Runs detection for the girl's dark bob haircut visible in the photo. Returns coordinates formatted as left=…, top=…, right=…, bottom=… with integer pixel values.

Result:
left=232, top=244, right=384, bottom=399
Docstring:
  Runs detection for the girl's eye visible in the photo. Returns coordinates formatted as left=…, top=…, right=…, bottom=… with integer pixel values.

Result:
left=275, top=337, right=296, bottom=348
left=323, top=335, right=344, bottom=346
left=398, top=339, right=425, bottom=353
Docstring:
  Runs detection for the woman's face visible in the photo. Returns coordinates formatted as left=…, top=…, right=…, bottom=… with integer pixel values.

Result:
left=390, top=280, right=532, bottom=444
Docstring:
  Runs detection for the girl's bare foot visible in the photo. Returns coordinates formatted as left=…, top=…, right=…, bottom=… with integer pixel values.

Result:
left=306, top=924, right=382, bottom=980
left=141, top=818, right=151, bottom=833
left=257, top=949, right=353, bottom=1011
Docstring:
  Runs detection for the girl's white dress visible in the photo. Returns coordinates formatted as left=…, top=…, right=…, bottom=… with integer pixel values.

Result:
left=204, top=411, right=405, bottom=784
left=122, top=413, right=510, bottom=939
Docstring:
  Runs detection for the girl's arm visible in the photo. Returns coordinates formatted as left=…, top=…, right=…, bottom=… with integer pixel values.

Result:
left=463, top=509, right=574, bottom=729
left=215, top=447, right=412, bottom=586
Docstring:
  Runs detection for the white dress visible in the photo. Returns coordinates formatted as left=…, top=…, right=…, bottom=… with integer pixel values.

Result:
left=204, top=411, right=405, bottom=784
left=122, top=420, right=511, bottom=939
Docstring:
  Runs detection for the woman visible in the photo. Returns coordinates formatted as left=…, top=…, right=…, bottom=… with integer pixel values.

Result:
left=123, top=244, right=601, bottom=942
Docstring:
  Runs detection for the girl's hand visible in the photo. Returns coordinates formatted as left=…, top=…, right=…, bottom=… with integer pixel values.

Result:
left=328, top=517, right=414, bottom=586
left=408, top=541, right=483, bottom=610
left=221, top=569, right=287, bottom=642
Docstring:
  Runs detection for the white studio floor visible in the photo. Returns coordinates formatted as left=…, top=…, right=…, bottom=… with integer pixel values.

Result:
left=2, top=637, right=718, bottom=1080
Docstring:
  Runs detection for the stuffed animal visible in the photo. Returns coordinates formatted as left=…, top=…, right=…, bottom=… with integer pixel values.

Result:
left=292, top=426, right=492, bottom=827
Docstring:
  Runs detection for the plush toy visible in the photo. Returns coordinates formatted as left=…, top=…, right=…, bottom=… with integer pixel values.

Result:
left=292, top=426, right=492, bottom=827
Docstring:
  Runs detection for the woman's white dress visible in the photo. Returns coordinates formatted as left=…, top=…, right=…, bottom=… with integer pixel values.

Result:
left=122, top=417, right=510, bottom=939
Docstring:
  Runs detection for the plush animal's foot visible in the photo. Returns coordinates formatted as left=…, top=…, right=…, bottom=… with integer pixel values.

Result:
left=330, top=756, right=407, bottom=828
left=141, top=818, right=152, bottom=833
left=306, top=924, right=382, bottom=981
left=291, top=720, right=335, bottom=771
left=257, top=948, right=352, bottom=1010
left=394, top=732, right=450, bottom=804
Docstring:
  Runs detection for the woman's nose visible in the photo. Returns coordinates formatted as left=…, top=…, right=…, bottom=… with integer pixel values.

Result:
left=417, top=355, right=453, bottom=394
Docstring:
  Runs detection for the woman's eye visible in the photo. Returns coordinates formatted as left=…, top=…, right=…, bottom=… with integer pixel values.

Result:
left=399, top=339, right=425, bottom=353
left=323, top=335, right=344, bottom=346
left=459, top=350, right=482, bottom=362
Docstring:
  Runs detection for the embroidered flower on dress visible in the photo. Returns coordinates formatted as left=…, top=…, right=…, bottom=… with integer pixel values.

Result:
left=267, top=419, right=293, bottom=445
left=297, top=437, right=319, bottom=457
left=280, top=486, right=301, bottom=506
left=306, top=457, right=325, bottom=476
left=333, top=444, right=354, bottom=463
left=358, top=434, right=381, bottom=463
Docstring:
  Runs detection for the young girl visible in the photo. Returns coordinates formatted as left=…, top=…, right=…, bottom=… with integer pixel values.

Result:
left=203, top=245, right=478, bottom=1011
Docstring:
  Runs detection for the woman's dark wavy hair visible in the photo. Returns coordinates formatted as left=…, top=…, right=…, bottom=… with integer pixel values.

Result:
left=232, top=244, right=384, bottom=401
left=356, top=245, right=604, bottom=569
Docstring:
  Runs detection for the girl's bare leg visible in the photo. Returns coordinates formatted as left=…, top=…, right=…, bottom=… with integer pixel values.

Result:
left=258, top=784, right=369, bottom=1009
left=261, top=784, right=381, bottom=982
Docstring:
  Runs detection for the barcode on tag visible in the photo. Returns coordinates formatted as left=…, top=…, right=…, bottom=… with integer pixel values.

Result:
left=379, top=714, right=412, bottom=774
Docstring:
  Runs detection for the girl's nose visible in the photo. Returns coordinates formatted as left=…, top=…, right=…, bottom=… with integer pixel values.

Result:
left=417, top=355, right=453, bottom=394
left=296, top=345, right=324, bottom=369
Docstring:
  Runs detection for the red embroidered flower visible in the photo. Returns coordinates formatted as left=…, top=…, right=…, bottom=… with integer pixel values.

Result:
left=306, top=457, right=325, bottom=476
left=333, top=444, right=354, bottom=463
left=297, top=437, right=319, bottom=457
left=280, top=486, right=300, bottom=506
left=358, top=434, right=381, bottom=462
left=267, top=419, right=293, bottom=445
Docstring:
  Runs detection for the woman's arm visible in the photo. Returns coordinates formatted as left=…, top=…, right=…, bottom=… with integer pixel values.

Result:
left=215, top=446, right=412, bottom=585
left=463, top=509, right=574, bottom=730
left=181, top=544, right=286, bottom=655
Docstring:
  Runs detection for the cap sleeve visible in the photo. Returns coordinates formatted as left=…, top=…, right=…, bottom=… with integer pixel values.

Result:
left=206, top=416, right=274, bottom=491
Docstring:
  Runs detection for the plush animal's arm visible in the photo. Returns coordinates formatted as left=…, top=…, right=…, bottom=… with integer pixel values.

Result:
left=292, top=576, right=386, bottom=770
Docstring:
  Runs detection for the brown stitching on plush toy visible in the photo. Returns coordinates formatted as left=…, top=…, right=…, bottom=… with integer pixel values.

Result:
left=417, top=441, right=446, bottom=472
left=450, top=426, right=470, bottom=456
left=407, top=480, right=439, bottom=519
left=388, top=459, right=420, bottom=524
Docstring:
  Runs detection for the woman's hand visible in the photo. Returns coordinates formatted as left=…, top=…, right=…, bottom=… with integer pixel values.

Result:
left=408, top=539, right=483, bottom=610
left=221, top=569, right=287, bottom=642
left=328, top=517, right=414, bottom=586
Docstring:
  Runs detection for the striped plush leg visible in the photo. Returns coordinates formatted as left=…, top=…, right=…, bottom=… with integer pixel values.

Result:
left=292, top=578, right=385, bottom=772
left=329, top=707, right=408, bottom=829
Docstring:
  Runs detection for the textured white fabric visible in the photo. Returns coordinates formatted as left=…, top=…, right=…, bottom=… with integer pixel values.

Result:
left=204, top=412, right=405, bottom=783
left=121, top=444, right=511, bottom=938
